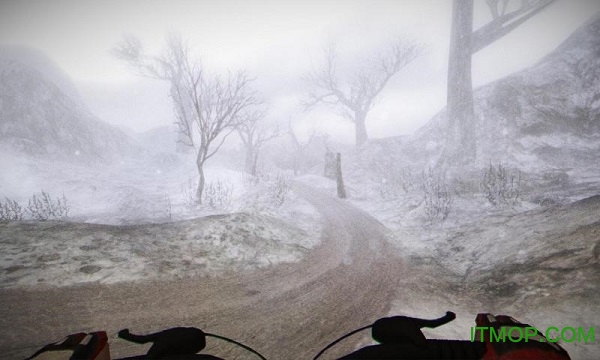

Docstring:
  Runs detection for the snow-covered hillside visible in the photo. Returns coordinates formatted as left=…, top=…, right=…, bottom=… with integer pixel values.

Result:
left=0, top=46, right=85, bottom=106
left=0, top=47, right=141, bottom=162
left=362, top=15, right=600, bottom=175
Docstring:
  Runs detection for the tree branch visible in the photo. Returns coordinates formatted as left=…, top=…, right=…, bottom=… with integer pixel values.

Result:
left=473, top=0, right=556, bottom=53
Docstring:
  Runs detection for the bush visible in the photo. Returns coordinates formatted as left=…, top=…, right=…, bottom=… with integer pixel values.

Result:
left=243, top=168, right=270, bottom=189
left=268, top=173, right=292, bottom=207
left=541, top=170, right=569, bottom=188
left=378, top=166, right=417, bottom=200
left=1, top=191, right=70, bottom=221
left=0, top=197, right=24, bottom=221
left=181, top=177, right=198, bottom=208
left=418, top=167, right=453, bottom=222
left=243, top=173, right=261, bottom=188
left=481, top=164, right=521, bottom=206
left=529, top=193, right=568, bottom=207
left=203, top=180, right=233, bottom=208
left=27, top=190, right=70, bottom=220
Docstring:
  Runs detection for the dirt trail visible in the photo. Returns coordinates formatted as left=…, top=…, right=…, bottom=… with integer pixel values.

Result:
left=0, top=184, right=404, bottom=359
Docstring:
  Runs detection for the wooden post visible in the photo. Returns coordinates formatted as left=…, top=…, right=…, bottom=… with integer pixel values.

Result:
left=324, top=149, right=336, bottom=179
left=336, top=152, right=346, bottom=198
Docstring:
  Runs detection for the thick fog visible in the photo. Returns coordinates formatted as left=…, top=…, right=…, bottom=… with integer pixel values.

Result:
left=1, top=0, right=597, bottom=138
left=1, top=1, right=600, bottom=359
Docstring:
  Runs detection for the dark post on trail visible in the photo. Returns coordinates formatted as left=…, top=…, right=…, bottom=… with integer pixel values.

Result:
left=324, top=149, right=336, bottom=179
left=336, top=152, right=346, bottom=199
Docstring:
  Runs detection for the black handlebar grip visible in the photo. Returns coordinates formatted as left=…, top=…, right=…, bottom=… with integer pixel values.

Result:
left=372, top=311, right=457, bottom=345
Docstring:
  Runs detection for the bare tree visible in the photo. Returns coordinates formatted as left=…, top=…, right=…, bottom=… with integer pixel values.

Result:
left=112, top=34, right=195, bottom=150
left=303, top=40, right=422, bottom=147
left=287, top=125, right=317, bottom=175
left=113, top=34, right=259, bottom=202
left=237, top=109, right=280, bottom=176
left=442, top=0, right=556, bottom=164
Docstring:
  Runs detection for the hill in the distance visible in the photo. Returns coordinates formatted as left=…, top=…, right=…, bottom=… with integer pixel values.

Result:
left=0, top=46, right=142, bottom=162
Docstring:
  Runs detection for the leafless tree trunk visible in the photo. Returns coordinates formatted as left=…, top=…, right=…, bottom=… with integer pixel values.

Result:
left=444, top=0, right=475, bottom=165
left=237, top=109, right=280, bottom=176
left=442, top=0, right=556, bottom=164
left=324, top=147, right=336, bottom=179
left=336, top=152, right=346, bottom=199
left=355, top=111, right=368, bottom=147
left=303, top=40, right=421, bottom=147
left=112, top=34, right=259, bottom=203
left=288, top=126, right=316, bottom=176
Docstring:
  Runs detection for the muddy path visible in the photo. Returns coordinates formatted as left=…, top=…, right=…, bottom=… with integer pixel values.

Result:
left=0, top=184, right=405, bottom=359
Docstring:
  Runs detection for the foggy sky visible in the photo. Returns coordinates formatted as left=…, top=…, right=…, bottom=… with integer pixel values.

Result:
left=1, top=0, right=599, bottom=142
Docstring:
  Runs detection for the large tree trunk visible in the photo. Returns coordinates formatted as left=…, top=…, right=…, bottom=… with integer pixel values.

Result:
left=355, top=113, right=368, bottom=147
left=443, top=0, right=476, bottom=164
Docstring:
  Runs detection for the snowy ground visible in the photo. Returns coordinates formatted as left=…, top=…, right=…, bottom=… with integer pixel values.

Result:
left=333, top=161, right=600, bottom=359
left=1, top=148, right=598, bottom=358
left=0, top=150, right=323, bottom=288
left=0, top=212, right=318, bottom=288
